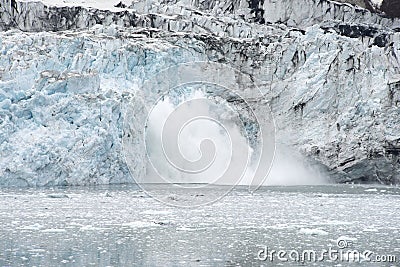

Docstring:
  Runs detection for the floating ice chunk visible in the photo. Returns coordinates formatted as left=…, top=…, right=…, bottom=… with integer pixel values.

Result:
left=363, top=228, right=378, bottom=232
left=364, top=188, right=378, bottom=192
left=122, top=221, right=160, bottom=228
left=299, top=228, right=329, bottom=236
left=28, top=249, right=46, bottom=253
left=41, top=228, right=67, bottom=233
left=176, top=227, right=200, bottom=231
left=18, top=223, right=43, bottom=230
left=46, top=193, right=69, bottom=198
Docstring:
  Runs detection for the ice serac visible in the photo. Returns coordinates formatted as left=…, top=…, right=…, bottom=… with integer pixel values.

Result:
left=0, top=0, right=400, bottom=186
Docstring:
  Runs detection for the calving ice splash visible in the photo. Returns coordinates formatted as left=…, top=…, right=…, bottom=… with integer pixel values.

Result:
left=121, top=62, right=328, bottom=206
left=121, top=62, right=274, bottom=206
left=144, top=87, right=327, bottom=186
left=144, top=88, right=254, bottom=185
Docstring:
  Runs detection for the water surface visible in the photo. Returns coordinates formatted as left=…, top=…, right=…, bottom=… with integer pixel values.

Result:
left=0, top=184, right=399, bottom=266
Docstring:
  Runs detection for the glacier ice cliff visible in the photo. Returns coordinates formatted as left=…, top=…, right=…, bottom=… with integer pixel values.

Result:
left=0, top=0, right=400, bottom=186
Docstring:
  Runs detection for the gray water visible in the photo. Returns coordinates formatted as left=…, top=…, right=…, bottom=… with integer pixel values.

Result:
left=0, top=184, right=399, bottom=266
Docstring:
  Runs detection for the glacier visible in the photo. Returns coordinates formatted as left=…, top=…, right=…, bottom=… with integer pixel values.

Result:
left=0, top=0, right=400, bottom=186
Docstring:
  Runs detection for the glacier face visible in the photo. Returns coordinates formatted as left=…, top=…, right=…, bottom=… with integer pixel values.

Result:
left=0, top=0, right=400, bottom=186
left=0, top=28, right=132, bottom=186
left=0, top=26, right=206, bottom=186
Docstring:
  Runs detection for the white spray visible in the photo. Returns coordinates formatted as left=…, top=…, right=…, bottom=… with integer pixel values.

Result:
left=145, top=90, right=327, bottom=186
